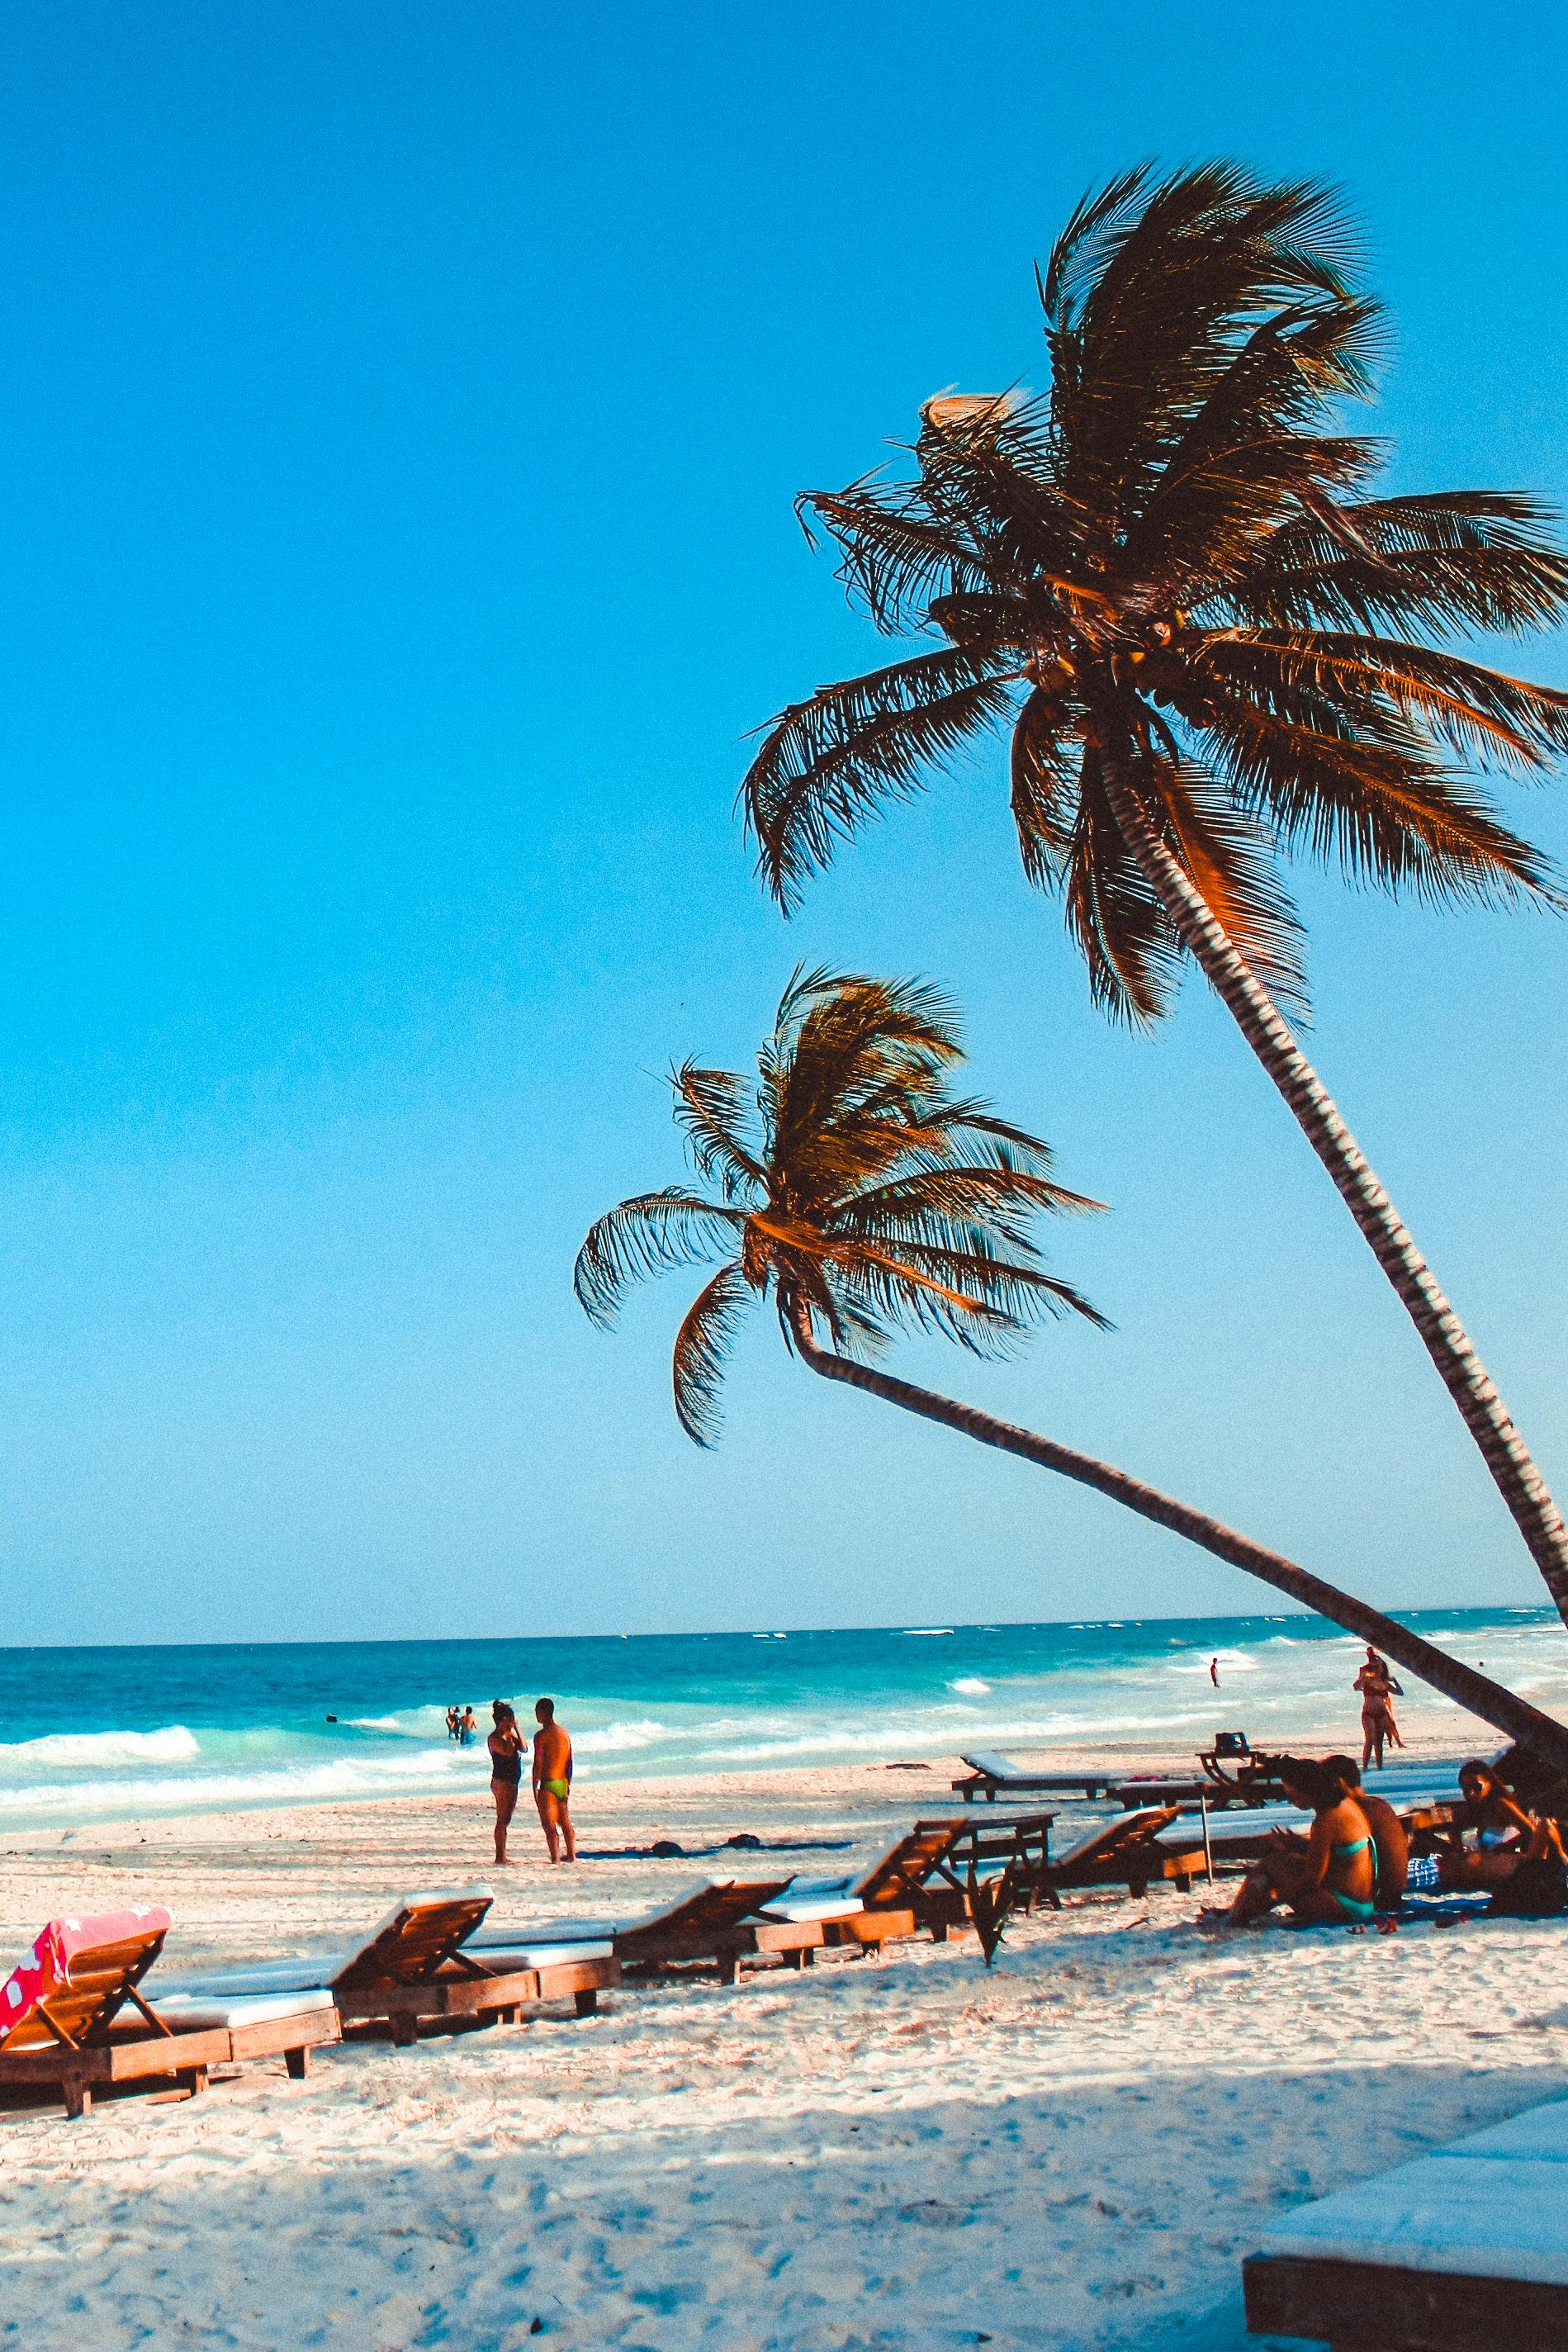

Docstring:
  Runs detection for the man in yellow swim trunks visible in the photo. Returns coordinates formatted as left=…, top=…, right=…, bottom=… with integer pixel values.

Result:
left=532, top=1697, right=576, bottom=1863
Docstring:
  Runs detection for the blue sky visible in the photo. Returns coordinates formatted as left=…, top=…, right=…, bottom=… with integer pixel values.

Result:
left=1, top=2, right=1566, bottom=1643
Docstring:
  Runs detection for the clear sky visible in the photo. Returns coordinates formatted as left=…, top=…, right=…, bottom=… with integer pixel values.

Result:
left=1, top=2, right=1566, bottom=1643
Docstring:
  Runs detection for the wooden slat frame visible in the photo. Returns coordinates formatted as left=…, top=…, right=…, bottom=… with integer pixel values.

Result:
left=335, top=1954, right=621, bottom=2045
left=1243, top=2249, right=1568, bottom=2351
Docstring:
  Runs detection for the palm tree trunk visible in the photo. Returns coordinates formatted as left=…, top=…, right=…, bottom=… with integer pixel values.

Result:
left=788, top=1307, right=1568, bottom=1776
left=1096, top=746, right=1568, bottom=1632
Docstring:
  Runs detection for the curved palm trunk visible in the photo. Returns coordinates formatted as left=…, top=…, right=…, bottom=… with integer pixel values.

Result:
left=1097, top=748, right=1568, bottom=1632
left=789, top=1309, right=1568, bottom=1776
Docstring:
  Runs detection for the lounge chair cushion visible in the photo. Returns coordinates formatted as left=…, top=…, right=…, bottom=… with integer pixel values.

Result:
left=468, top=1879, right=766, bottom=1952
left=154, top=1884, right=497, bottom=2003
left=149, top=1987, right=339, bottom=2032
left=754, top=1890, right=865, bottom=1924
left=962, top=1752, right=1027, bottom=1781
left=468, top=1915, right=623, bottom=1949
left=154, top=1955, right=349, bottom=1999
left=467, top=1941, right=614, bottom=1971
left=1264, top=2153, right=1568, bottom=2287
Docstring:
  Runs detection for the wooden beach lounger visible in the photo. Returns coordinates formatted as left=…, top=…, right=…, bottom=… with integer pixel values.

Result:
left=160, top=1885, right=620, bottom=2046
left=1244, top=2092, right=1568, bottom=2350
left=0, top=1908, right=339, bottom=2119
left=952, top=1751, right=1121, bottom=1803
left=751, top=1820, right=1048, bottom=1945
left=471, top=1878, right=827, bottom=1985
left=1035, top=1809, right=1197, bottom=1904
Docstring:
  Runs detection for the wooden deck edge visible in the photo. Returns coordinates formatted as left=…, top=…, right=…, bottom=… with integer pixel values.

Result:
left=337, top=1966, right=544, bottom=2022
left=824, top=1909, right=915, bottom=1948
left=225, top=2013, right=343, bottom=2064
left=0, top=2026, right=231, bottom=2088
left=1243, top=2249, right=1568, bottom=2350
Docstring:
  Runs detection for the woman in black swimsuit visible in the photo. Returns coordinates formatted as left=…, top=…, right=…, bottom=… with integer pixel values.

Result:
left=487, top=1700, right=525, bottom=1865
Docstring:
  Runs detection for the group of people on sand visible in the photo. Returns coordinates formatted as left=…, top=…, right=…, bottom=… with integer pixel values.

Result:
left=486, top=1697, right=576, bottom=1866
left=1210, top=1747, right=1567, bottom=1932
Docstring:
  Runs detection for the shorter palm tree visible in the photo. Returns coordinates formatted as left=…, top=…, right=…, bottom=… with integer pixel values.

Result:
left=576, top=970, right=1568, bottom=1771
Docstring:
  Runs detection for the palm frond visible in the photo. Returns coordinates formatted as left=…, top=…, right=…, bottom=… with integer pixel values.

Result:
left=670, top=1064, right=765, bottom=1202
left=573, top=1190, right=744, bottom=1326
left=671, top=1263, right=753, bottom=1448
left=742, top=650, right=1021, bottom=908
left=1151, top=747, right=1311, bottom=1014
left=1060, top=748, right=1186, bottom=1026
left=799, top=481, right=993, bottom=635
left=1193, top=695, right=1562, bottom=907
left=1046, top=164, right=1371, bottom=533
left=1197, top=631, right=1568, bottom=770
left=1226, top=491, right=1568, bottom=637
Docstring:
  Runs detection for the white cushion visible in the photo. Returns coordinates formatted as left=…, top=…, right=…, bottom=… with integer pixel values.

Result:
left=963, top=1751, right=1028, bottom=1781
left=468, top=1915, right=623, bottom=1949
left=1264, top=2152, right=1568, bottom=2288
left=155, top=1954, right=353, bottom=1999
left=152, top=1987, right=338, bottom=2032
left=1457, top=2099, right=1568, bottom=2161
left=154, top=1884, right=496, bottom=2001
left=469, top=1878, right=749, bottom=1951
left=469, top=1941, right=613, bottom=1972
left=756, top=1894, right=865, bottom=1924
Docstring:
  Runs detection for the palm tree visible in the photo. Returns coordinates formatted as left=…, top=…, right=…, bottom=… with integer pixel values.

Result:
left=740, top=162, right=1568, bottom=1629
left=575, top=970, right=1568, bottom=1772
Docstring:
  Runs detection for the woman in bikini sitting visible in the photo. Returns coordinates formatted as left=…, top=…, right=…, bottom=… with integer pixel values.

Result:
left=1324, top=1754, right=1407, bottom=1923
left=1439, top=1759, right=1553, bottom=1891
left=1215, top=1756, right=1376, bottom=1930
left=487, top=1700, right=526, bottom=1866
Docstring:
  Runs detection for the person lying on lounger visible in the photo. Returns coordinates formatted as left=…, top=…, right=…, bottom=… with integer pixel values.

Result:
left=1214, top=1757, right=1376, bottom=1929
left=1439, top=1761, right=1567, bottom=1910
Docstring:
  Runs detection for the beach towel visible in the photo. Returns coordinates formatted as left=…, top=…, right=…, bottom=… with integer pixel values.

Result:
left=0, top=1907, right=173, bottom=2050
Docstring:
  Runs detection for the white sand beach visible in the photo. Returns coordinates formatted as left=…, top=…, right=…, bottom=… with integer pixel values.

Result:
left=3, top=1743, right=1566, bottom=2350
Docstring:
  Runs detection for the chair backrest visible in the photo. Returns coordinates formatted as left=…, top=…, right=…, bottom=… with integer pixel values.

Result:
left=0, top=1908, right=173, bottom=2054
left=961, top=1751, right=1023, bottom=1781
left=616, top=1879, right=794, bottom=1951
left=1054, top=1808, right=1182, bottom=1872
left=856, top=1823, right=966, bottom=1907
left=331, top=1885, right=495, bottom=1989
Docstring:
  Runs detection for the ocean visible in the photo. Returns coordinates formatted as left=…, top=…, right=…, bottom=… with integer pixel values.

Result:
left=1, top=1606, right=1563, bottom=1834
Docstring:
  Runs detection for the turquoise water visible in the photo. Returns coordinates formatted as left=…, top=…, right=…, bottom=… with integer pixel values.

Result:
left=0, top=1607, right=1562, bottom=1831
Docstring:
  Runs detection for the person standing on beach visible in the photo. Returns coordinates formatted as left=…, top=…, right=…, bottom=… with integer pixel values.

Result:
left=1354, top=1648, right=1404, bottom=1769
left=1209, top=1657, right=1220, bottom=1687
left=533, top=1697, right=576, bottom=1864
left=487, top=1700, right=525, bottom=1865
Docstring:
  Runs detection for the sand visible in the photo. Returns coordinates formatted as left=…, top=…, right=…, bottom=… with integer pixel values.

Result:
left=2, top=1744, right=1566, bottom=2350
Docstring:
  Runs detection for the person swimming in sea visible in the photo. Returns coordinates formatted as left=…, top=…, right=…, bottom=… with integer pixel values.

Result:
left=487, top=1700, right=526, bottom=1865
left=446, top=1704, right=461, bottom=1743
left=533, top=1697, right=576, bottom=1864
left=459, top=1705, right=477, bottom=1747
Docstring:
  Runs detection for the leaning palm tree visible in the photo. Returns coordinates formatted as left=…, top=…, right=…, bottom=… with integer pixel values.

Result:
left=575, top=970, right=1568, bottom=1771
left=740, top=163, right=1568, bottom=1629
